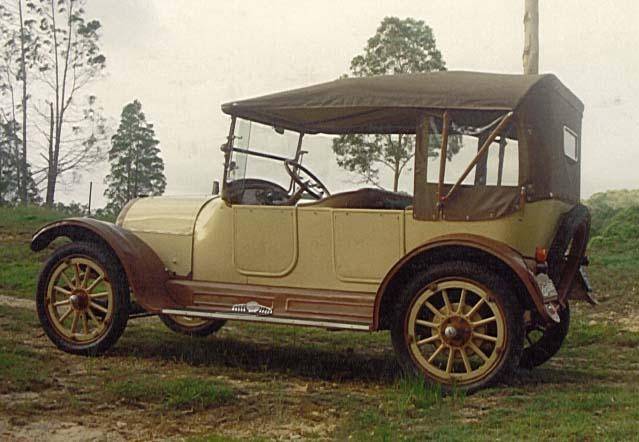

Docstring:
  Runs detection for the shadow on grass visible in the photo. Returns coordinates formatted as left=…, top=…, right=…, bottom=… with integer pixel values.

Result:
left=109, top=321, right=611, bottom=389
left=113, top=323, right=401, bottom=384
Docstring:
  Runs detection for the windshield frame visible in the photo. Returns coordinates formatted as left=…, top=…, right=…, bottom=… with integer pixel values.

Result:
left=221, top=117, right=306, bottom=202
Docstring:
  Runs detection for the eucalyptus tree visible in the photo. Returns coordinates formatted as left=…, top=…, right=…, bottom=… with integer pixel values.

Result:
left=0, top=0, right=40, bottom=203
left=332, top=17, right=460, bottom=192
left=34, top=0, right=107, bottom=205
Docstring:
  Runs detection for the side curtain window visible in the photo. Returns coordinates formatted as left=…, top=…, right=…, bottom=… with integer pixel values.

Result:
left=563, top=126, right=579, bottom=162
left=423, top=116, right=520, bottom=188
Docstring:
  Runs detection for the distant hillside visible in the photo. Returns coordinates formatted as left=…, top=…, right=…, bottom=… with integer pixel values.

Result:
left=585, top=189, right=639, bottom=237
left=585, top=190, right=639, bottom=269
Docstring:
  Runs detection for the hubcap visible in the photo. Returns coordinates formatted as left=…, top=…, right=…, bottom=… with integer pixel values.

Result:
left=406, top=280, right=506, bottom=385
left=45, top=256, right=114, bottom=343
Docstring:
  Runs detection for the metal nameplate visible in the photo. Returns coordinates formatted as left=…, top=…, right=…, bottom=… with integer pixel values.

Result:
left=231, top=301, right=273, bottom=316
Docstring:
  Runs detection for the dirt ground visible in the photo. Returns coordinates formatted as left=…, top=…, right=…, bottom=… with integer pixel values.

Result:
left=2, top=274, right=639, bottom=441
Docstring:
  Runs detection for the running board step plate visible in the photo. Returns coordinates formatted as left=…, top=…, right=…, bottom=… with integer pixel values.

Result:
left=161, top=309, right=370, bottom=331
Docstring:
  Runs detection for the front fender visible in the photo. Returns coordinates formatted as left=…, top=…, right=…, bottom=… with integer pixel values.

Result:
left=371, top=233, right=552, bottom=330
left=31, top=217, right=186, bottom=313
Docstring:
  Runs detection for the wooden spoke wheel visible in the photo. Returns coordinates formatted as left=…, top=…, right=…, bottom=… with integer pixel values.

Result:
left=159, top=314, right=226, bottom=337
left=36, top=242, right=129, bottom=356
left=392, top=262, right=524, bottom=393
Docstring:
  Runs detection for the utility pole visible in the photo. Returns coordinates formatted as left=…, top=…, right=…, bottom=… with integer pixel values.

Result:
left=523, top=0, right=539, bottom=74
left=87, top=181, right=93, bottom=216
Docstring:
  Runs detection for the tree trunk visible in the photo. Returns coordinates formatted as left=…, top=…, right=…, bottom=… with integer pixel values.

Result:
left=18, top=0, right=29, bottom=204
left=45, top=104, right=55, bottom=206
left=392, top=134, right=401, bottom=192
left=523, top=0, right=539, bottom=74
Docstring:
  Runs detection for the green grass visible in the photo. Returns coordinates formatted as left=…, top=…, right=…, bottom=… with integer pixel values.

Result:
left=106, top=376, right=234, bottom=410
left=0, top=199, right=638, bottom=439
left=0, top=338, right=51, bottom=394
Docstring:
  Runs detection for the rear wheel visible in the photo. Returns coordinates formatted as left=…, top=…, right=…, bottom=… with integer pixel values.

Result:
left=36, top=242, right=129, bottom=356
left=391, top=261, right=524, bottom=393
left=520, top=304, right=570, bottom=369
left=159, top=314, right=226, bottom=337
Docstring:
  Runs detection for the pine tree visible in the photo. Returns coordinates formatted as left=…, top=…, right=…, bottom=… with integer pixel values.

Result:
left=0, top=118, right=40, bottom=205
left=104, top=100, right=166, bottom=214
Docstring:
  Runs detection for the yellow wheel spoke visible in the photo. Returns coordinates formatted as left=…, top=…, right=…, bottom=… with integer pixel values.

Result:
left=82, top=312, right=89, bottom=334
left=446, top=348, right=455, bottom=374
left=70, top=311, right=79, bottom=334
left=468, top=341, right=489, bottom=362
left=416, top=335, right=440, bottom=346
left=472, top=316, right=496, bottom=327
left=59, top=307, right=73, bottom=322
left=466, top=297, right=486, bottom=318
left=86, top=308, right=101, bottom=326
left=424, top=301, right=444, bottom=318
left=427, top=343, right=446, bottom=363
left=81, top=266, right=90, bottom=288
left=415, top=319, right=438, bottom=329
left=457, top=289, right=467, bottom=314
left=74, top=263, right=82, bottom=286
left=53, top=299, right=71, bottom=307
left=53, top=286, right=71, bottom=296
left=86, top=275, right=104, bottom=293
left=60, top=270, right=75, bottom=289
left=473, top=331, right=498, bottom=343
left=89, top=292, right=109, bottom=299
left=90, top=302, right=108, bottom=314
left=442, top=290, right=452, bottom=314
left=460, top=347, right=472, bottom=373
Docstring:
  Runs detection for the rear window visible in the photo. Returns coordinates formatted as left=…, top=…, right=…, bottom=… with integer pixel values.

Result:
left=563, top=126, right=579, bottom=162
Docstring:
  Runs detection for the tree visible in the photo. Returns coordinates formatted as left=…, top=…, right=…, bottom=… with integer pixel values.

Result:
left=332, top=17, right=459, bottom=191
left=34, top=0, right=107, bottom=206
left=104, top=100, right=166, bottom=215
left=0, top=116, right=40, bottom=204
left=0, top=0, right=40, bottom=204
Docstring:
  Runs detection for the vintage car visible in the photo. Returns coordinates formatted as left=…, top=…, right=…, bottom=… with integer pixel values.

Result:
left=32, top=71, right=593, bottom=392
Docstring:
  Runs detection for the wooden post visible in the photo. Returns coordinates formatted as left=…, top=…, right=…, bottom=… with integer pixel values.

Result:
left=523, top=0, right=539, bottom=74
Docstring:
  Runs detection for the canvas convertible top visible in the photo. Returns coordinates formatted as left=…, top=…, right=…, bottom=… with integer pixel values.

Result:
left=221, top=71, right=584, bottom=134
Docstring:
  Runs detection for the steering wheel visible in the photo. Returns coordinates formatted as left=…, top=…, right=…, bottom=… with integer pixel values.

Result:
left=283, top=159, right=331, bottom=200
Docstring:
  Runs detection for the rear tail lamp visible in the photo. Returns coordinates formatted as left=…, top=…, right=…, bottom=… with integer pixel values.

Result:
left=535, top=246, right=548, bottom=264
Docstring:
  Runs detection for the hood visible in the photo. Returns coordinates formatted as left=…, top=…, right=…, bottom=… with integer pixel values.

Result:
left=117, top=196, right=215, bottom=235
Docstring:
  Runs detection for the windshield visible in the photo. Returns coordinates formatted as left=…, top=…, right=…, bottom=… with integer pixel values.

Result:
left=226, top=119, right=361, bottom=201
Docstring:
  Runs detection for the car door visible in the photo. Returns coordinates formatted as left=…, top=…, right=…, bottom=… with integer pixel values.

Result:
left=232, top=205, right=298, bottom=277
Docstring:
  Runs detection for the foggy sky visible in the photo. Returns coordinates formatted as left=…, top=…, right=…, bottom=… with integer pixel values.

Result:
left=57, top=0, right=639, bottom=207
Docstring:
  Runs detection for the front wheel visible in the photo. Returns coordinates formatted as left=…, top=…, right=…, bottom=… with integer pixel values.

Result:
left=36, top=242, right=130, bottom=356
left=391, top=261, right=524, bottom=393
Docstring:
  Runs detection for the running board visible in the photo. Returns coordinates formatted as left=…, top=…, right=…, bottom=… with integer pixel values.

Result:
left=161, top=309, right=371, bottom=331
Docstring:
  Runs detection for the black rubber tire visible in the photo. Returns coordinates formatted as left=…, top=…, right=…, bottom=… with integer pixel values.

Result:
left=390, top=261, right=525, bottom=394
left=36, top=241, right=130, bottom=356
left=158, top=314, right=226, bottom=337
left=547, top=204, right=591, bottom=285
left=520, top=304, right=570, bottom=369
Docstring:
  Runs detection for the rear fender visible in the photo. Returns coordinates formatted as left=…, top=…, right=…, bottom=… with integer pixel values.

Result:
left=371, top=233, right=552, bottom=330
left=31, top=217, right=186, bottom=313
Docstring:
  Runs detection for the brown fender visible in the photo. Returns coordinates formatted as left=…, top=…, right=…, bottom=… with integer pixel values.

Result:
left=31, top=217, right=185, bottom=313
left=371, top=233, right=550, bottom=330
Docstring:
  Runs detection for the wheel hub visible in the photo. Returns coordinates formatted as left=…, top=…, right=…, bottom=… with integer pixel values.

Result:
left=69, top=290, right=89, bottom=310
left=440, top=316, right=472, bottom=347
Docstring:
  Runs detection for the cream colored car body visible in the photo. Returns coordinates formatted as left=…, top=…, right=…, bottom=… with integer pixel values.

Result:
left=120, top=196, right=570, bottom=295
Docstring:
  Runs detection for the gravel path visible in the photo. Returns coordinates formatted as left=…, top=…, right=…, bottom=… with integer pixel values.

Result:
left=0, top=294, right=33, bottom=309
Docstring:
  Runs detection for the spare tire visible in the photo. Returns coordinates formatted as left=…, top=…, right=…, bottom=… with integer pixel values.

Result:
left=547, top=203, right=590, bottom=291
left=520, top=203, right=590, bottom=369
